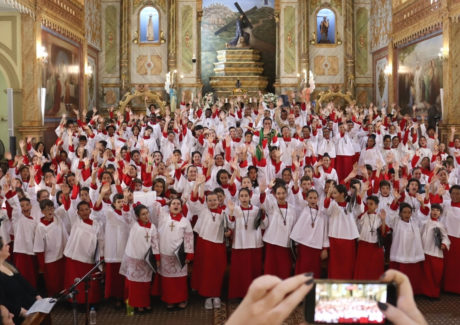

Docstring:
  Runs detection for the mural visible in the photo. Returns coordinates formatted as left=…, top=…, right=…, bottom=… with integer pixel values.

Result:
left=370, top=0, right=391, bottom=53
left=316, top=8, right=336, bottom=44
left=374, top=56, right=389, bottom=109
left=201, top=0, right=276, bottom=93
left=397, top=35, right=443, bottom=116
left=139, top=6, right=160, bottom=44
left=283, top=6, right=295, bottom=74
left=85, top=0, right=101, bottom=50
left=104, top=5, right=118, bottom=75
left=355, top=7, right=369, bottom=75
left=42, top=30, right=81, bottom=119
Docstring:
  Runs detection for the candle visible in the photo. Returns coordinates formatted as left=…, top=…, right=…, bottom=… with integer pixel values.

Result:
left=225, top=98, right=228, bottom=103
left=191, top=92, right=194, bottom=101
left=303, top=69, right=307, bottom=81
left=249, top=97, right=252, bottom=103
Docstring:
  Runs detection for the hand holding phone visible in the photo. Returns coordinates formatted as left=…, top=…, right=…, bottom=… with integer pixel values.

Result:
left=377, top=270, right=428, bottom=325
left=305, top=279, right=396, bottom=324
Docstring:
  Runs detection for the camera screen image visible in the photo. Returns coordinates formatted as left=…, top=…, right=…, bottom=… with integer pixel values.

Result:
left=314, top=283, right=387, bottom=324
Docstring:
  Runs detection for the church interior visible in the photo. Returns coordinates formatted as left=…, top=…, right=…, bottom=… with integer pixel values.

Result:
left=0, top=0, right=460, bottom=324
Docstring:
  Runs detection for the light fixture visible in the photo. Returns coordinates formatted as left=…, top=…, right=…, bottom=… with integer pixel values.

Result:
left=85, top=64, right=93, bottom=76
left=438, top=47, right=448, bottom=61
left=36, top=43, right=48, bottom=63
left=384, top=64, right=392, bottom=75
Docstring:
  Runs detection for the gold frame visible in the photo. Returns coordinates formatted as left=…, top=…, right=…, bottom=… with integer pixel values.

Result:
left=137, top=4, right=162, bottom=46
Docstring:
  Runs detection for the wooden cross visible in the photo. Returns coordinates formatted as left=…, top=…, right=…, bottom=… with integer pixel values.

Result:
left=370, top=228, right=375, bottom=235
left=144, top=232, right=150, bottom=242
left=169, top=222, right=175, bottom=232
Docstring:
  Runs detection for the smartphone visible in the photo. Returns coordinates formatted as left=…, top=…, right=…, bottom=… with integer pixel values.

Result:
left=304, top=279, right=397, bottom=324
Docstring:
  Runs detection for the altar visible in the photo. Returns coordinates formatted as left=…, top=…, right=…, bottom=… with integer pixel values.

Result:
left=209, top=48, right=268, bottom=97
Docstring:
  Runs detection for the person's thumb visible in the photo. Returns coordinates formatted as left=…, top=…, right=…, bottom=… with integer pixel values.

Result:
left=377, top=302, right=419, bottom=325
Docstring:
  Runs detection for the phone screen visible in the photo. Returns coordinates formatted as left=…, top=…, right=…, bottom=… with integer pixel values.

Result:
left=313, top=282, right=388, bottom=324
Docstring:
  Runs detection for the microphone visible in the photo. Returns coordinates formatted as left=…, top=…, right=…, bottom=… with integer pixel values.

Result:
left=74, top=277, right=81, bottom=284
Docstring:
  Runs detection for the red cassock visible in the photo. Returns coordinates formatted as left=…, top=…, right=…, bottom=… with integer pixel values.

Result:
left=295, top=244, right=322, bottom=278
left=354, top=241, right=384, bottom=280
left=335, top=155, right=354, bottom=182
left=152, top=275, right=188, bottom=304
left=443, top=236, right=460, bottom=294
left=328, top=238, right=356, bottom=279
left=126, top=279, right=151, bottom=308
left=264, top=243, right=292, bottom=279
left=229, top=247, right=263, bottom=299
left=104, top=262, right=124, bottom=299
left=14, top=253, right=38, bottom=288
left=43, top=258, right=65, bottom=296
left=191, top=237, right=226, bottom=297
left=422, top=254, right=444, bottom=298
left=64, top=258, right=102, bottom=304
left=389, top=261, right=423, bottom=295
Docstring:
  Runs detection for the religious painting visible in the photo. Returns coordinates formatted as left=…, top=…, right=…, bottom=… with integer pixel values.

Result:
left=397, top=35, right=443, bottom=117
left=316, top=8, right=336, bottom=44
left=42, top=29, right=82, bottom=120
left=87, top=51, right=98, bottom=110
left=139, top=6, right=160, bottom=44
left=201, top=0, right=276, bottom=93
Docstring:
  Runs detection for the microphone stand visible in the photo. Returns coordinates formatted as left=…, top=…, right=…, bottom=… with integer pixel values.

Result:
left=55, top=259, right=105, bottom=325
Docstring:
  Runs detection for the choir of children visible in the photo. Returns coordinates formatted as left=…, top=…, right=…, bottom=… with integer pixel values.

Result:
left=1, top=93, right=460, bottom=315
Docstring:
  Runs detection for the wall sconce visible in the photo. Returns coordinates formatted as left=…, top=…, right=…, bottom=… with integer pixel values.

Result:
left=85, top=64, right=93, bottom=76
left=36, top=44, right=48, bottom=63
left=384, top=64, right=392, bottom=75
left=133, top=31, right=139, bottom=44
left=438, top=47, right=448, bottom=61
left=160, top=30, right=166, bottom=44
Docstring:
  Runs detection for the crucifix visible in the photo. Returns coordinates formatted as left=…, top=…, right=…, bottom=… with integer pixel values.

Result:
left=370, top=228, right=375, bottom=235
left=169, top=222, right=175, bottom=232
left=144, top=232, right=151, bottom=242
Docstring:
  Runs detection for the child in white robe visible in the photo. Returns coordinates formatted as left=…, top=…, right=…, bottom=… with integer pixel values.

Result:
left=152, top=198, right=193, bottom=309
left=119, top=204, right=159, bottom=312
left=227, top=188, right=264, bottom=299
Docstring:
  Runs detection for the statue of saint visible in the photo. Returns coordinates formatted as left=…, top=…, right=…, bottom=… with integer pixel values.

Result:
left=319, top=17, right=329, bottom=43
left=226, top=15, right=250, bottom=48
left=147, top=14, right=154, bottom=41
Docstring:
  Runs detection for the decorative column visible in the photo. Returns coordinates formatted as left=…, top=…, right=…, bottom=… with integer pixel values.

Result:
left=274, top=5, right=280, bottom=94
left=439, top=10, right=460, bottom=142
left=388, top=40, right=395, bottom=105
left=196, top=8, right=202, bottom=88
left=17, top=11, right=47, bottom=140
left=120, top=0, right=130, bottom=92
left=299, top=0, right=309, bottom=75
left=168, top=0, right=177, bottom=72
left=344, top=0, right=355, bottom=95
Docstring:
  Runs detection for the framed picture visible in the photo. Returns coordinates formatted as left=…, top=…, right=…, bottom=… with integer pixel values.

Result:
left=396, top=34, right=443, bottom=117
left=42, top=28, right=82, bottom=120
left=87, top=47, right=98, bottom=112
left=373, top=47, right=389, bottom=110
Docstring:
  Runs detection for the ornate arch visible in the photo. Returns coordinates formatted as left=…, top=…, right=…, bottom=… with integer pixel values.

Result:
left=316, top=89, right=355, bottom=108
left=119, top=88, right=165, bottom=113
left=0, top=52, right=20, bottom=89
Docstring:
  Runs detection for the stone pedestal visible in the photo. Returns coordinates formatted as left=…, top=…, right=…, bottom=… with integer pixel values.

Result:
left=209, top=49, right=268, bottom=97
